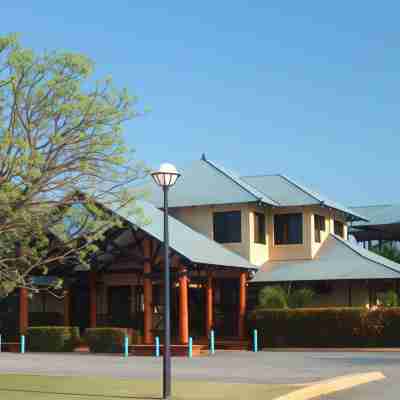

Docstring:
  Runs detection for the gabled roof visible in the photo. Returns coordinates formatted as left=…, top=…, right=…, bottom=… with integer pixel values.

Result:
left=140, top=155, right=278, bottom=208
left=105, top=199, right=255, bottom=270
left=252, top=234, right=400, bottom=282
left=242, top=174, right=367, bottom=221
left=350, top=204, right=400, bottom=227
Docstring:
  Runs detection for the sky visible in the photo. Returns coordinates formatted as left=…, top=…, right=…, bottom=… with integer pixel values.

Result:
left=2, top=2, right=400, bottom=206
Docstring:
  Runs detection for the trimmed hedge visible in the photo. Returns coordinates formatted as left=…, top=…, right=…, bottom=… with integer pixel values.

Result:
left=85, top=328, right=135, bottom=353
left=27, top=326, right=80, bottom=352
left=248, top=307, right=400, bottom=348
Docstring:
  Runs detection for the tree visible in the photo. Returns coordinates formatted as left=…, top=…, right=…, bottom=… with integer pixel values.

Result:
left=258, top=286, right=288, bottom=309
left=371, top=243, right=400, bottom=264
left=287, top=287, right=315, bottom=308
left=0, top=34, right=148, bottom=297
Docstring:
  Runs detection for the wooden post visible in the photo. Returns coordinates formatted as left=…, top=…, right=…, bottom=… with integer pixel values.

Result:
left=143, top=239, right=153, bottom=345
left=89, top=271, right=97, bottom=328
left=63, top=290, right=71, bottom=326
left=19, top=288, right=29, bottom=335
left=238, top=271, right=247, bottom=339
left=178, top=265, right=189, bottom=345
left=205, top=272, right=213, bottom=337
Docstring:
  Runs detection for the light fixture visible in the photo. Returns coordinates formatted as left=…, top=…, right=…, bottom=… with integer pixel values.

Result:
left=151, top=163, right=180, bottom=188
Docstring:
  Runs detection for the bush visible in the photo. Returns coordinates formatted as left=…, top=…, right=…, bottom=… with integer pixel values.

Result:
left=27, top=326, right=80, bottom=352
left=258, top=286, right=287, bottom=309
left=288, top=288, right=315, bottom=308
left=85, top=328, right=133, bottom=353
left=379, top=290, right=398, bottom=307
left=248, top=307, right=400, bottom=348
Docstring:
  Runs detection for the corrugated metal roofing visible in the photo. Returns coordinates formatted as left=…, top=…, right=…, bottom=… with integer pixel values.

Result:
left=106, top=199, right=255, bottom=269
left=350, top=204, right=400, bottom=226
left=252, top=234, right=400, bottom=282
left=141, top=156, right=278, bottom=208
left=242, top=174, right=367, bottom=221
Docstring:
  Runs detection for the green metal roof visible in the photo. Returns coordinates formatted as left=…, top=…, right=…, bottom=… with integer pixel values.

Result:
left=350, top=204, right=400, bottom=226
left=242, top=174, right=367, bottom=222
left=252, top=234, right=400, bottom=282
left=106, top=199, right=255, bottom=270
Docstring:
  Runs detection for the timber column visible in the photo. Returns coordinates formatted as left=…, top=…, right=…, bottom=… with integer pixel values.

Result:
left=178, top=265, right=189, bottom=345
left=89, top=270, right=97, bottom=328
left=19, top=287, right=29, bottom=334
left=143, top=239, right=153, bottom=344
left=238, top=271, right=247, bottom=339
left=205, top=272, right=213, bottom=337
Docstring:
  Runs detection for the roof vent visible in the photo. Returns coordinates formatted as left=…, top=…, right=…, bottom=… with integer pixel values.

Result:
left=201, top=153, right=207, bottom=161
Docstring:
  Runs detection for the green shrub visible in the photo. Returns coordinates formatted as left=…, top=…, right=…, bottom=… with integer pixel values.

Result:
left=288, top=288, right=315, bottom=308
left=85, top=328, right=133, bottom=353
left=258, top=286, right=287, bottom=309
left=248, top=307, right=400, bottom=348
left=379, top=290, right=398, bottom=307
left=27, top=326, right=80, bottom=352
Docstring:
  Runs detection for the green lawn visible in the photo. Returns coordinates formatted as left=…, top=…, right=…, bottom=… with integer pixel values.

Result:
left=0, top=374, right=295, bottom=400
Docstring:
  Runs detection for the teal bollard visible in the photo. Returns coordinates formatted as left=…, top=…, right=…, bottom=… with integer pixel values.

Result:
left=155, top=336, right=160, bottom=357
left=0, top=334, right=2, bottom=353
left=124, top=335, right=129, bottom=358
left=21, top=335, right=25, bottom=354
left=188, top=337, right=193, bottom=358
left=253, top=329, right=258, bottom=353
left=210, top=330, right=215, bottom=355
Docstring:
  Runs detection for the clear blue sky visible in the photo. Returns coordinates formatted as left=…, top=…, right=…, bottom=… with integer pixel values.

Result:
left=3, top=2, right=400, bottom=206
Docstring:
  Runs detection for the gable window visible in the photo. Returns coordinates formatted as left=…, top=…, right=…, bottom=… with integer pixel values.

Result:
left=213, top=211, right=241, bottom=243
left=314, top=214, right=326, bottom=243
left=334, top=220, right=344, bottom=238
left=274, top=213, right=303, bottom=245
left=254, top=212, right=266, bottom=244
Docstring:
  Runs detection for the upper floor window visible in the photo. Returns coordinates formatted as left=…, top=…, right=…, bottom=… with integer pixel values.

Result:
left=254, top=212, right=266, bottom=244
left=213, top=211, right=241, bottom=243
left=274, top=213, right=303, bottom=245
left=314, top=214, right=326, bottom=243
left=334, top=220, right=344, bottom=238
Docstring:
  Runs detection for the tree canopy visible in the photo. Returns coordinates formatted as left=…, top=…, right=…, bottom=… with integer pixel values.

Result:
left=0, top=34, right=147, bottom=297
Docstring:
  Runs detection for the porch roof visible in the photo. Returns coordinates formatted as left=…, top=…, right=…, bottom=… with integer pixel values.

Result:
left=106, top=199, right=256, bottom=270
left=251, top=234, right=400, bottom=282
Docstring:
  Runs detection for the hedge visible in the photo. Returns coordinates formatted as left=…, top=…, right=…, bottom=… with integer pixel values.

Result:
left=27, top=326, right=80, bottom=352
left=85, top=328, right=140, bottom=353
left=248, top=307, right=400, bottom=348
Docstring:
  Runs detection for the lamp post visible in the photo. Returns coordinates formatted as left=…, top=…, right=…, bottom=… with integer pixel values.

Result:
left=151, top=163, right=181, bottom=400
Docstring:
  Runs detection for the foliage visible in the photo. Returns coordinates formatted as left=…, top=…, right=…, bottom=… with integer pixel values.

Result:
left=248, top=307, right=400, bottom=348
left=85, top=327, right=132, bottom=353
left=0, top=34, right=148, bottom=297
left=370, top=244, right=400, bottom=263
left=287, top=288, right=315, bottom=308
left=378, top=290, right=399, bottom=307
left=258, top=286, right=287, bottom=309
left=27, top=326, right=80, bottom=352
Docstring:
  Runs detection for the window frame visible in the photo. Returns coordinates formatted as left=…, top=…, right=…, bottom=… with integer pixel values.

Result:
left=274, top=213, right=303, bottom=245
left=254, top=212, right=266, bottom=244
left=334, top=220, right=344, bottom=238
left=314, top=214, right=326, bottom=243
left=213, top=210, right=242, bottom=244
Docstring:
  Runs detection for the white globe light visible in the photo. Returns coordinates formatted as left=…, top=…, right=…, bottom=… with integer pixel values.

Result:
left=151, top=163, right=181, bottom=188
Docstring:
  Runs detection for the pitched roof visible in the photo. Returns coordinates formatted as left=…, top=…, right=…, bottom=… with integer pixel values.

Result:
left=252, top=234, right=400, bottom=282
left=105, top=199, right=255, bottom=269
left=140, top=155, right=278, bottom=208
left=350, top=204, right=400, bottom=226
left=242, top=174, right=367, bottom=221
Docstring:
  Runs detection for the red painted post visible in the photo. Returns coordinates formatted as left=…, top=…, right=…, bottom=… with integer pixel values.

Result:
left=238, top=271, right=247, bottom=339
left=19, top=287, right=29, bottom=335
left=178, top=265, right=189, bottom=345
left=205, top=272, right=213, bottom=337
left=89, top=271, right=97, bottom=328
left=143, top=239, right=153, bottom=345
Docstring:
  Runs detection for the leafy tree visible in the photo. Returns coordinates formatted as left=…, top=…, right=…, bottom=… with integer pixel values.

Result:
left=378, top=290, right=398, bottom=307
left=258, top=286, right=288, bottom=309
left=0, top=34, right=147, bottom=297
left=371, top=244, right=400, bottom=264
left=288, top=287, right=315, bottom=308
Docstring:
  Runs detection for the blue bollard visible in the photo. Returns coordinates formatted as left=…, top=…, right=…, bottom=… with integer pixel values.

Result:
left=124, top=335, right=129, bottom=358
left=188, top=337, right=193, bottom=358
left=210, top=330, right=215, bottom=355
left=21, top=335, right=25, bottom=354
left=155, top=336, right=160, bottom=357
left=253, top=329, right=258, bottom=353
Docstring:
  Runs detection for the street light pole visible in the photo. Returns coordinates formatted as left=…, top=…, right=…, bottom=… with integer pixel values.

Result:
left=162, top=185, right=171, bottom=399
left=151, top=163, right=180, bottom=400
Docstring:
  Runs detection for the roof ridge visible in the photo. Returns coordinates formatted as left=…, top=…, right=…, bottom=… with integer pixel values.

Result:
left=351, top=204, right=395, bottom=209
left=330, top=234, right=400, bottom=275
left=278, top=174, right=323, bottom=204
left=201, top=157, right=279, bottom=206
left=242, top=173, right=281, bottom=178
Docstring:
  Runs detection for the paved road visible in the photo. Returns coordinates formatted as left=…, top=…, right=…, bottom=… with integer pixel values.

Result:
left=0, top=351, right=399, bottom=397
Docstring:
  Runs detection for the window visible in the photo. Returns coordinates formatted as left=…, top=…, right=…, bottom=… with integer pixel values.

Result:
left=274, top=213, right=303, bottom=245
left=314, top=214, right=326, bottom=243
left=254, top=212, right=266, bottom=244
left=334, top=220, right=344, bottom=238
left=213, top=211, right=241, bottom=243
